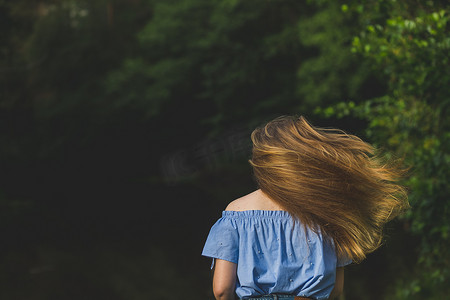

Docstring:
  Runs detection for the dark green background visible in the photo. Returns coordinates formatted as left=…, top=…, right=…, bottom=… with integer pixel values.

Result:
left=1, top=0, right=448, bottom=299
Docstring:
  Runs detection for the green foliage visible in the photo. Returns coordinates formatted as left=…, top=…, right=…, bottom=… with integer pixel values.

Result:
left=5, top=0, right=448, bottom=298
left=105, top=0, right=307, bottom=131
left=351, top=6, right=449, bottom=102
left=105, top=0, right=375, bottom=135
left=317, top=1, right=450, bottom=298
left=296, top=1, right=372, bottom=107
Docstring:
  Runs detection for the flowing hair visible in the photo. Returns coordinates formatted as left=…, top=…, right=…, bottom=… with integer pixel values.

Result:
left=249, top=115, right=409, bottom=263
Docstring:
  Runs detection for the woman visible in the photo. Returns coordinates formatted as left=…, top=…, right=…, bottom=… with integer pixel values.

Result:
left=202, top=116, right=409, bottom=300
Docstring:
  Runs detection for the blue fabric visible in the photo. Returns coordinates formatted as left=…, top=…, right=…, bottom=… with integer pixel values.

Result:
left=247, top=295, right=296, bottom=300
left=202, top=210, right=352, bottom=300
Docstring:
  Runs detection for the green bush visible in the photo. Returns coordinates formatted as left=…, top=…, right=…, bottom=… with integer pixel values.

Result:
left=317, top=1, right=449, bottom=298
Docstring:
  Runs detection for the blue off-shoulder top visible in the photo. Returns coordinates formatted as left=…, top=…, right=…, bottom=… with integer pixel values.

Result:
left=202, top=210, right=351, bottom=300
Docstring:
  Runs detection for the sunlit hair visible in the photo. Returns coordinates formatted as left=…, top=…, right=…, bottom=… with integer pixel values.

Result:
left=249, top=115, right=409, bottom=263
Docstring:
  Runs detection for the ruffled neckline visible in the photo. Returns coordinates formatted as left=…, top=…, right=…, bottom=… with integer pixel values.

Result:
left=222, top=210, right=292, bottom=219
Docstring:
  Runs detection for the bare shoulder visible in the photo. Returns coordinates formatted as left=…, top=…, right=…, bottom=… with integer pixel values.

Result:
left=225, top=189, right=284, bottom=211
left=225, top=190, right=259, bottom=211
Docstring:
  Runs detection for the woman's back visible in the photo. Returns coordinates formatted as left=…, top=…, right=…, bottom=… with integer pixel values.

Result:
left=202, top=190, right=350, bottom=299
left=202, top=116, right=408, bottom=300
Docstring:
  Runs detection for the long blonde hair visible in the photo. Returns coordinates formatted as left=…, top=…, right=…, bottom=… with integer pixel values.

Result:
left=249, top=115, right=409, bottom=263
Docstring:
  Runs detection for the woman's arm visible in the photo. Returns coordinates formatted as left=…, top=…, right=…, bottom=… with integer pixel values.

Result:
left=213, top=259, right=237, bottom=300
left=328, top=267, right=345, bottom=299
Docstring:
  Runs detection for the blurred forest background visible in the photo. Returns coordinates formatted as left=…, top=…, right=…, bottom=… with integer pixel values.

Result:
left=1, top=0, right=448, bottom=299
